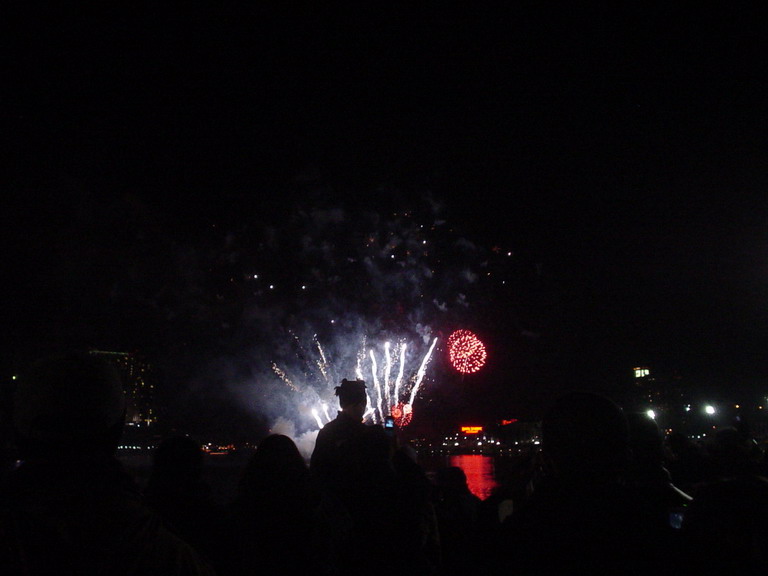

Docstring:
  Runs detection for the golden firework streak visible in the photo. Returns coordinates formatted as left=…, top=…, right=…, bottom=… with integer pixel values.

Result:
left=271, top=363, right=299, bottom=392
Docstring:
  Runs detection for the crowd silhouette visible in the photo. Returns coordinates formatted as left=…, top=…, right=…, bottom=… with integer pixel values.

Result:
left=3, top=351, right=768, bottom=575
left=0, top=352, right=217, bottom=575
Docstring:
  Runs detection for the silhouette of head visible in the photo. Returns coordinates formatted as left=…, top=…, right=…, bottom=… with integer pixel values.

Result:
left=335, top=378, right=367, bottom=418
left=626, top=411, right=665, bottom=471
left=435, top=465, right=472, bottom=494
left=542, top=391, right=630, bottom=482
left=151, top=435, right=204, bottom=482
left=707, top=426, right=761, bottom=477
left=239, top=434, right=307, bottom=496
left=667, top=430, right=697, bottom=456
left=249, top=434, right=305, bottom=473
left=682, top=475, right=768, bottom=573
left=13, top=351, right=126, bottom=458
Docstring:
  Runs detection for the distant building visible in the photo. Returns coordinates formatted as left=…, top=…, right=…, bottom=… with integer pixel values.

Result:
left=631, top=366, right=660, bottom=413
left=414, top=423, right=540, bottom=457
left=628, top=365, right=693, bottom=432
left=89, top=350, right=156, bottom=425
left=633, top=367, right=650, bottom=379
left=632, top=366, right=656, bottom=404
left=498, top=418, right=541, bottom=445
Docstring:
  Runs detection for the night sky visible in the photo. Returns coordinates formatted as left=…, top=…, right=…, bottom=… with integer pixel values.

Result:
left=4, top=4, right=768, bottom=438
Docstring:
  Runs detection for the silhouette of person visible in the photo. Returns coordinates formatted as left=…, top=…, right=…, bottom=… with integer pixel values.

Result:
left=222, top=433, right=319, bottom=576
left=488, top=390, right=670, bottom=576
left=143, top=435, right=224, bottom=568
left=679, top=474, right=768, bottom=575
left=391, top=441, right=441, bottom=574
left=705, top=425, right=765, bottom=481
left=309, top=378, right=372, bottom=575
left=626, top=412, right=692, bottom=530
left=309, top=378, right=370, bottom=496
left=479, top=444, right=539, bottom=531
left=665, top=431, right=713, bottom=495
left=432, top=465, right=483, bottom=575
left=1, top=351, right=217, bottom=575
left=318, top=422, right=436, bottom=576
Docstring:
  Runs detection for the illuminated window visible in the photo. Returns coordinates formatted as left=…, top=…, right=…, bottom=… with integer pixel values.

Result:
left=633, top=367, right=650, bottom=378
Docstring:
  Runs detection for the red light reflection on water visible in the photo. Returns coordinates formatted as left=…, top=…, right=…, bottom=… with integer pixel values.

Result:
left=449, top=455, right=498, bottom=500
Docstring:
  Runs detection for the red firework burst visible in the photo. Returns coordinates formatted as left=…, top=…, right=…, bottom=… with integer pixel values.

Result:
left=390, top=402, right=413, bottom=427
left=447, top=329, right=487, bottom=374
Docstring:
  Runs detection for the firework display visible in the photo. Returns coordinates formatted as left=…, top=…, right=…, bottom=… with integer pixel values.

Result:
left=447, top=329, right=487, bottom=374
left=390, top=402, right=413, bottom=427
left=224, top=205, right=514, bottom=439
left=272, top=334, right=438, bottom=429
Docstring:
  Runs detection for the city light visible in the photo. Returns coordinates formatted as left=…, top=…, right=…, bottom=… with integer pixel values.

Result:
left=646, top=409, right=656, bottom=420
left=704, top=405, right=716, bottom=415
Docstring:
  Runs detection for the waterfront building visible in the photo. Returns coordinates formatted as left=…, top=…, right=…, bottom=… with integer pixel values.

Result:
left=415, top=423, right=540, bottom=457
left=89, top=350, right=157, bottom=426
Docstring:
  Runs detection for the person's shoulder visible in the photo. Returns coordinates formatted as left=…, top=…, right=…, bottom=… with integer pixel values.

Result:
left=316, top=418, right=343, bottom=436
left=125, top=507, right=219, bottom=575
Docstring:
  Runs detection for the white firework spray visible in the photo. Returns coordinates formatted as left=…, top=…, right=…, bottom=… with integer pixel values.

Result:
left=393, top=343, right=406, bottom=406
left=311, top=408, right=324, bottom=428
left=383, top=341, right=393, bottom=412
left=369, top=349, right=383, bottom=423
left=271, top=333, right=438, bottom=430
left=408, top=336, right=439, bottom=406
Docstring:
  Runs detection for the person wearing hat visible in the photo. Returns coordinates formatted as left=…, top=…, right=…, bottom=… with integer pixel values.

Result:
left=310, top=379, right=408, bottom=575
left=309, top=378, right=370, bottom=493
left=486, top=391, right=674, bottom=576
left=2, top=351, right=217, bottom=575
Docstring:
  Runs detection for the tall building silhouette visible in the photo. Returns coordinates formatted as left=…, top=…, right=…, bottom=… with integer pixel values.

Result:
left=89, top=350, right=156, bottom=425
left=632, top=366, right=656, bottom=405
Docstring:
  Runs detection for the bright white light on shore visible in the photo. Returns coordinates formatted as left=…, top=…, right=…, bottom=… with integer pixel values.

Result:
left=705, top=405, right=716, bottom=415
left=646, top=409, right=656, bottom=420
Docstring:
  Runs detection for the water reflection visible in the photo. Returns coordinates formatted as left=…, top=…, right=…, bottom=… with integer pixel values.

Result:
left=448, top=454, right=498, bottom=500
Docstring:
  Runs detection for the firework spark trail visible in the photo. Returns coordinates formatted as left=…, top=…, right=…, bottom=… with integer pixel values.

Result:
left=408, top=336, right=439, bottom=406
left=355, top=336, right=367, bottom=380
left=311, top=408, right=324, bottom=428
left=393, top=342, right=406, bottom=408
left=272, top=333, right=437, bottom=429
left=369, top=349, right=384, bottom=422
left=290, top=330, right=324, bottom=386
left=383, top=341, right=392, bottom=411
left=271, top=363, right=299, bottom=392
left=355, top=340, right=377, bottom=421
left=315, top=337, right=330, bottom=382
